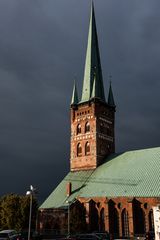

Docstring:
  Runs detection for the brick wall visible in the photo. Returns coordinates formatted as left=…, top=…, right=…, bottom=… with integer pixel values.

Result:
left=70, top=99, right=115, bottom=171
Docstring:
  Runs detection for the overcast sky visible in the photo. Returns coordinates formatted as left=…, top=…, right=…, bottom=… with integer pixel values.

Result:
left=0, top=0, right=160, bottom=202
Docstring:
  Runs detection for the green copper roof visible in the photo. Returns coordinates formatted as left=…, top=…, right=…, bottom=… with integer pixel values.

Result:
left=40, top=170, right=94, bottom=209
left=40, top=147, right=160, bottom=209
left=108, top=82, right=115, bottom=107
left=81, top=3, right=106, bottom=103
left=71, top=81, right=79, bottom=105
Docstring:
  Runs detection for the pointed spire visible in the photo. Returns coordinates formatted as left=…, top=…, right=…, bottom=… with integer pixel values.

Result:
left=108, top=80, right=115, bottom=107
left=71, top=81, right=79, bottom=105
left=81, top=2, right=106, bottom=103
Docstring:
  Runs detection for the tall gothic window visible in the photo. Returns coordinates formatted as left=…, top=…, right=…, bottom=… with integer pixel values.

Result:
left=85, top=122, right=90, bottom=133
left=100, top=208, right=105, bottom=232
left=85, top=142, right=90, bottom=155
left=149, top=210, right=154, bottom=232
left=89, top=200, right=99, bottom=232
left=122, top=209, right=129, bottom=237
left=77, top=143, right=82, bottom=157
left=108, top=200, right=119, bottom=238
left=133, top=201, right=145, bottom=234
left=77, top=124, right=81, bottom=135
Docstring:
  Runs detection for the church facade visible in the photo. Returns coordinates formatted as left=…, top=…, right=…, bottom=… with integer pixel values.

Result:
left=38, top=4, right=160, bottom=239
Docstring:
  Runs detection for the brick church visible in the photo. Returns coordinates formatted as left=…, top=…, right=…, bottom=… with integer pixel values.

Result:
left=38, top=3, right=160, bottom=238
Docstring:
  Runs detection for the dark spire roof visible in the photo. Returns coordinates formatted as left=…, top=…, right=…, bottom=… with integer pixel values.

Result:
left=108, top=82, right=115, bottom=107
left=81, top=2, right=106, bottom=103
left=71, top=81, right=79, bottom=105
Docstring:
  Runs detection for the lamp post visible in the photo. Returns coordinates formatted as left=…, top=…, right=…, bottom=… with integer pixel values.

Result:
left=26, top=185, right=36, bottom=240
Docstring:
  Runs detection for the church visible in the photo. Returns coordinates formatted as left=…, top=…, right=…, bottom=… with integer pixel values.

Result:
left=38, top=3, right=160, bottom=239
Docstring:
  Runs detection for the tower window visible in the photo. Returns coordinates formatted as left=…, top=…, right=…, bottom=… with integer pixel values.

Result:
left=107, top=128, right=112, bottom=136
left=100, top=123, right=104, bottom=133
left=77, top=124, right=81, bottom=134
left=77, top=143, right=82, bottom=157
left=85, top=122, right=90, bottom=133
left=85, top=142, right=90, bottom=155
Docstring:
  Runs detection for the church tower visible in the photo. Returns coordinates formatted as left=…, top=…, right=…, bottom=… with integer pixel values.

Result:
left=70, top=3, right=116, bottom=171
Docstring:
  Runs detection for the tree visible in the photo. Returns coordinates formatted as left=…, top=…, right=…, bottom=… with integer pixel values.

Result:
left=20, top=195, right=38, bottom=230
left=0, top=193, right=38, bottom=231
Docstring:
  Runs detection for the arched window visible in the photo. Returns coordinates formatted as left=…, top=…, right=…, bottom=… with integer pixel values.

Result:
left=133, top=201, right=145, bottom=234
left=85, top=122, right=90, bottom=133
left=77, top=143, right=82, bottom=157
left=122, top=209, right=129, bottom=237
left=108, top=200, right=119, bottom=238
left=77, top=124, right=81, bottom=135
left=149, top=210, right=154, bottom=232
left=100, top=123, right=104, bottom=133
left=100, top=208, right=105, bottom=232
left=85, top=142, right=90, bottom=155
left=89, top=200, right=99, bottom=232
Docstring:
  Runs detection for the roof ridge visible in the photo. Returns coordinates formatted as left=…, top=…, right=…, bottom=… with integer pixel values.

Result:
left=121, top=146, right=160, bottom=154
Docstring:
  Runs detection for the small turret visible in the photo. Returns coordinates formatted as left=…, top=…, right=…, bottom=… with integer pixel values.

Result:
left=71, top=81, right=79, bottom=105
left=108, top=82, right=115, bottom=108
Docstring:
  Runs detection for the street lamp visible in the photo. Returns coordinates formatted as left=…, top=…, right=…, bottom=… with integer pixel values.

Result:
left=26, top=185, right=36, bottom=240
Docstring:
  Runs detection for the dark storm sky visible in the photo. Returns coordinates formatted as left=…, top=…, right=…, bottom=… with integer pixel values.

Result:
left=0, top=0, right=160, bottom=202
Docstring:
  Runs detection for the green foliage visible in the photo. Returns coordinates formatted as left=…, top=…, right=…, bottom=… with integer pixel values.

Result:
left=0, top=193, right=38, bottom=231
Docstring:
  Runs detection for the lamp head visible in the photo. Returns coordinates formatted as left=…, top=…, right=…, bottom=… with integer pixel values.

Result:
left=26, top=191, right=31, bottom=196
